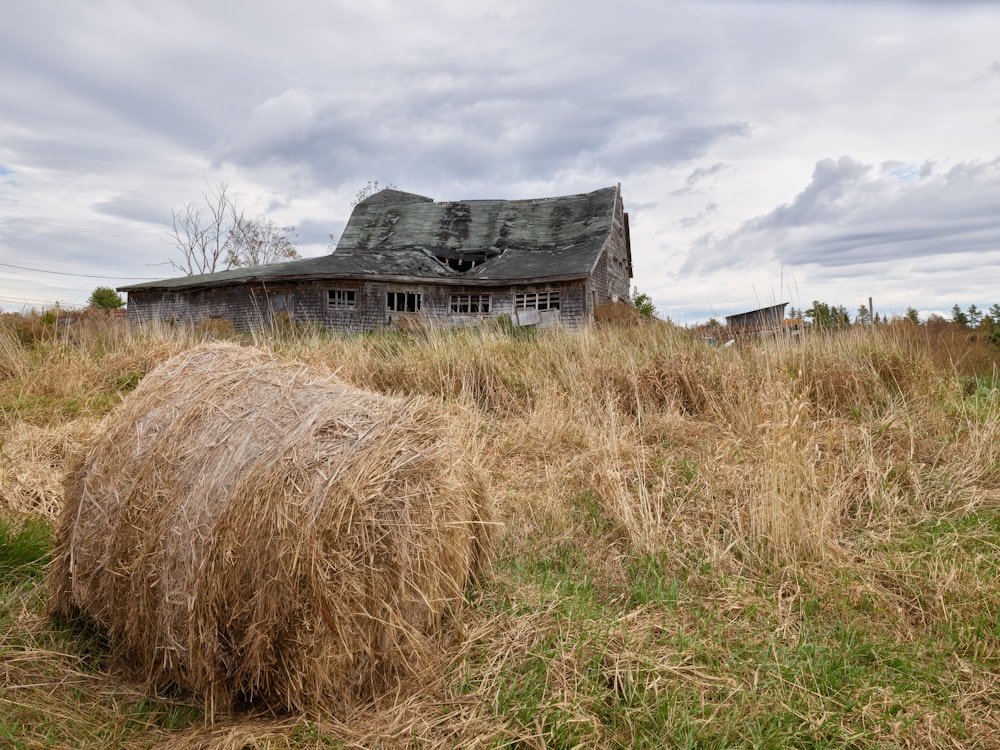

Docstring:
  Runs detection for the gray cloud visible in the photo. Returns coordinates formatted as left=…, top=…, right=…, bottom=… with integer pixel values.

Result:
left=1, top=216, right=155, bottom=273
left=688, top=164, right=728, bottom=185
left=93, top=196, right=169, bottom=227
left=209, top=85, right=749, bottom=194
left=684, top=156, right=1000, bottom=275
left=680, top=202, right=719, bottom=229
left=1, top=0, right=998, bottom=317
left=674, top=162, right=730, bottom=195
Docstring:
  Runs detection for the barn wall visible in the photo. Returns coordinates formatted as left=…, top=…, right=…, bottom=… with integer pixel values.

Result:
left=126, top=278, right=590, bottom=333
left=725, top=303, right=788, bottom=333
left=586, top=191, right=632, bottom=315
left=125, top=287, right=271, bottom=329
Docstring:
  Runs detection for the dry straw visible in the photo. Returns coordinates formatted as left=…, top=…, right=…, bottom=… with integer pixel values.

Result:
left=0, top=419, right=97, bottom=518
left=48, top=343, right=492, bottom=717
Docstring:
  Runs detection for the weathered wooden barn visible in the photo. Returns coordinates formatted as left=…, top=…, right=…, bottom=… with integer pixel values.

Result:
left=120, top=185, right=633, bottom=332
left=725, top=302, right=789, bottom=336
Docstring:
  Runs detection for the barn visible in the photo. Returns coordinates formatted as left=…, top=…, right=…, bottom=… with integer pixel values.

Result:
left=725, top=302, right=789, bottom=336
left=119, top=185, right=633, bottom=332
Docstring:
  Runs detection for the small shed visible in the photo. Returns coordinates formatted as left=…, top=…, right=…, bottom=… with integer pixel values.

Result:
left=725, top=302, right=788, bottom=336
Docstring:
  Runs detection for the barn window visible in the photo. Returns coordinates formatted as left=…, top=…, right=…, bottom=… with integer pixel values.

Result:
left=450, top=294, right=491, bottom=314
left=327, top=288, right=357, bottom=310
left=386, top=292, right=421, bottom=313
left=514, top=291, right=560, bottom=311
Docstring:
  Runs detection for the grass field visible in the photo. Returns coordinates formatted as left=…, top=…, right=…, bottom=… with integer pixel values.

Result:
left=1, top=314, right=998, bottom=748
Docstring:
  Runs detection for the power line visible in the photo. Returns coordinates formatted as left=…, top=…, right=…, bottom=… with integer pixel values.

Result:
left=0, top=261, right=158, bottom=280
left=0, top=295, right=83, bottom=307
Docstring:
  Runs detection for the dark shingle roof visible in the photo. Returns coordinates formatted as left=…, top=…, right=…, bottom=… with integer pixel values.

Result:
left=120, top=186, right=618, bottom=292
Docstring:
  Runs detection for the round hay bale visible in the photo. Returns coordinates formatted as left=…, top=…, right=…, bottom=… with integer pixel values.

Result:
left=48, top=343, right=492, bottom=716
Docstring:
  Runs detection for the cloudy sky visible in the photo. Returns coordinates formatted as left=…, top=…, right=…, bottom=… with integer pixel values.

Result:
left=1, top=1, right=998, bottom=323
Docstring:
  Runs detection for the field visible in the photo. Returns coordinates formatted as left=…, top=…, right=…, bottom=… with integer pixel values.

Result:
left=1, top=315, right=999, bottom=748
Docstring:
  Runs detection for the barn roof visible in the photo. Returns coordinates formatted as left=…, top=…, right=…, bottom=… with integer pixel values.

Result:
left=120, top=186, right=621, bottom=292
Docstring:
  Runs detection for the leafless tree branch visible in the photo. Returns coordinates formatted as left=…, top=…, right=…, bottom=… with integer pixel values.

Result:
left=166, top=181, right=300, bottom=274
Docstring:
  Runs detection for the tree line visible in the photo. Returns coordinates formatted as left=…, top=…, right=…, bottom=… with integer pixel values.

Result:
left=784, top=301, right=1000, bottom=341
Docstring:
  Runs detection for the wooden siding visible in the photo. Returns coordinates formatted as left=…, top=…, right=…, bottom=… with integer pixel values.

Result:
left=126, top=279, right=590, bottom=333
left=586, top=191, right=632, bottom=316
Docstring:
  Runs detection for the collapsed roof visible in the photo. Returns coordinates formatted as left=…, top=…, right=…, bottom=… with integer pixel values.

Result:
left=120, top=186, right=624, bottom=292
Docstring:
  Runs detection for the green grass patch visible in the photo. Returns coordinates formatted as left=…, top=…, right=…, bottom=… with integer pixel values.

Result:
left=456, top=532, right=992, bottom=749
left=0, top=516, right=51, bottom=585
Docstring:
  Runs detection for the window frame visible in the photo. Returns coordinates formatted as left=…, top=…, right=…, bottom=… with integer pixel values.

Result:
left=514, top=290, right=561, bottom=311
left=327, top=288, right=357, bottom=310
left=386, top=291, right=422, bottom=313
left=449, top=293, right=492, bottom=314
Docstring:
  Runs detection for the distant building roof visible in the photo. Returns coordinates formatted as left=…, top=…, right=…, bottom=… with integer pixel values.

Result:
left=725, top=302, right=788, bottom=331
left=121, top=186, right=621, bottom=292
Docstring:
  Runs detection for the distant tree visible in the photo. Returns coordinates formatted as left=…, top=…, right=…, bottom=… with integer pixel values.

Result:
left=967, top=304, right=983, bottom=329
left=805, top=301, right=827, bottom=326
left=705, top=317, right=722, bottom=328
left=984, top=304, right=1000, bottom=344
left=874, top=312, right=883, bottom=325
left=631, top=288, right=656, bottom=318
left=904, top=307, right=921, bottom=325
left=87, top=286, right=124, bottom=309
left=951, top=304, right=969, bottom=328
left=806, top=300, right=850, bottom=329
left=855, top=305, right=872, bottom=325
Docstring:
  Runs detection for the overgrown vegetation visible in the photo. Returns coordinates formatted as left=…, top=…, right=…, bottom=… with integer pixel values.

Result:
left=1, top=313, right=998, bottom=748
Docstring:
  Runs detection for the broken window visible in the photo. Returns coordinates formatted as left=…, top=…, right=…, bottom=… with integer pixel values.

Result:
left=437, top=256, right=477, bottom=272
left=386, top=291, right=421, bottom=313
left=429, top=246, right=502, bottom=273
left=450, top=294, right=491, bottom=314
left=327, top=288, right=357, bottom=310
left=514, top=291, right=560, bottom=311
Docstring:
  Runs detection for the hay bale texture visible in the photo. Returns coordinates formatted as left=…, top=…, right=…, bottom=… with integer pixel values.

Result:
left=48, top=343, right=491, bottom=716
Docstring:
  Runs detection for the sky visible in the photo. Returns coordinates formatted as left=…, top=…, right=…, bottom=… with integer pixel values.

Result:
left=1, top=1, right=998, bottom=324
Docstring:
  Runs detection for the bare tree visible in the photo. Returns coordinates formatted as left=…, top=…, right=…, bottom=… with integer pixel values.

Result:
left=167, top=181, right=300, bottom=274
left=227, top=217, right=300, bottom=268
left=350, top=179, right=396, bottom=206
left=166, top=182, right=237, bottom=275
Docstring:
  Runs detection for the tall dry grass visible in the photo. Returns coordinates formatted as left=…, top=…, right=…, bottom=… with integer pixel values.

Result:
left=2, top=315, right=999, bottom=747
left=0, top=316, right=223, bottom=518
left=3, top=314, right=995, bottom=566
left=266, top=321, right=995, bottom=570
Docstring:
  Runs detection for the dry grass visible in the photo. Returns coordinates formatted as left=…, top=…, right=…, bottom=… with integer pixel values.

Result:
left=1, top=317, right=999, bottom=747
left=47, top=343, right=492, bottom=718
left=0, top=418, right=99, bottom=518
